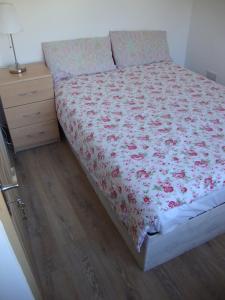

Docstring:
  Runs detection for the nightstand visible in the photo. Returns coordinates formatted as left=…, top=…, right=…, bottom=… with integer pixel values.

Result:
left=0, top=62, right=60, bottom=152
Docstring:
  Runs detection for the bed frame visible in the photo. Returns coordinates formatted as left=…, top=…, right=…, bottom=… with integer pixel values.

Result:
left=70, top=144, right=225, bottom=271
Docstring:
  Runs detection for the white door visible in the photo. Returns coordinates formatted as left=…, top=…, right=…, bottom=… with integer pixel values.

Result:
left=0, top=129, right=41, bottom=300
left=0, top=217, right=34, bottom=300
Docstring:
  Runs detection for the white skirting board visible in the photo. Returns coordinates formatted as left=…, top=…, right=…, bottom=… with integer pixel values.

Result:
left=69, top=143, right=225, bottom=271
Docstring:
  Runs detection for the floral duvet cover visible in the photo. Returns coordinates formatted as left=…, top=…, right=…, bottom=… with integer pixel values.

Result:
left=55, top=62, right=225, bottom=250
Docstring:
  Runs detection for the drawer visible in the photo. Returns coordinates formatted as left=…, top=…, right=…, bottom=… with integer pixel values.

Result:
left=1, top=77, right=54, bottom=108
left=10, top=120, right=60, bottom=152
left=5, top=99, right=57, bottom=129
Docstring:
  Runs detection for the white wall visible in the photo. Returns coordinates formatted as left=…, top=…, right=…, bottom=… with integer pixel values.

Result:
left=0, top=0, right=193, bottom=67
left=186, top=0, right=225, bottom=85
left=0, top=221, right=34, bottom=300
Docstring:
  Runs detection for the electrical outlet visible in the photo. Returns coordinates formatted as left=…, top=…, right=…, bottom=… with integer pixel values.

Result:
left=206, top=71, right=217, bottom=82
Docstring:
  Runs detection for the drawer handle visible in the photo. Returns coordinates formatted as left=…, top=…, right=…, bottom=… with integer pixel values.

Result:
left=18, top=92, right=27, bottom=97
left=26, top=131, right=45, bottom=138
left=18, top=90, right=38, bottom=97
left=23, top=112, right=41, bottom=118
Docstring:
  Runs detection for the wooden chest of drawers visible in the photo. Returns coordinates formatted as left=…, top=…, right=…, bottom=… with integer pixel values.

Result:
left=0, top=62, right=60, bottom=152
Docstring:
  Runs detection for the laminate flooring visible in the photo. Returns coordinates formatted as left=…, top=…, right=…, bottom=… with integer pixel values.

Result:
left=15, top=141, right=225, bottom=300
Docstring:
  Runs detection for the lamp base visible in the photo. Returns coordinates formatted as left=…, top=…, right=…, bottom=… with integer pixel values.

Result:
left=9, top=64, right=26, bottom=74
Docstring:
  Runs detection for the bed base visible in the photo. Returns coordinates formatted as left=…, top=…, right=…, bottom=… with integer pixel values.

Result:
left=70, top=144, right=225, bottom=271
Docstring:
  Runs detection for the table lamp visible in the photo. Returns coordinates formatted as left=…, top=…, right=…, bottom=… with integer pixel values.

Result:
left=0, top=2, right=26, bottom=74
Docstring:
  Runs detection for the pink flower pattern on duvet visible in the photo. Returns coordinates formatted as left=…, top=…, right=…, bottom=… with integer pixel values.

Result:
left=55, top=62, right=225, bottom=251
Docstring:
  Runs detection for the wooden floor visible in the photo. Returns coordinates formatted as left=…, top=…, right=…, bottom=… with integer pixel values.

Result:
left=15, top=141, right=225, bottom=300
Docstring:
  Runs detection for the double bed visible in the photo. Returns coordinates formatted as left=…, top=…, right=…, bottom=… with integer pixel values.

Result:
left=43, top=32, right=225, bottom=270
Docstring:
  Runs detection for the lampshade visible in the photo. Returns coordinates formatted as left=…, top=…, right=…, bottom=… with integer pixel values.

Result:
left=0, top=3, right=22, bottom=34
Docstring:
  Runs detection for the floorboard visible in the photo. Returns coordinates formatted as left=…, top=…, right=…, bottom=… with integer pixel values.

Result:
left=15, top=141, right=225, bottom=300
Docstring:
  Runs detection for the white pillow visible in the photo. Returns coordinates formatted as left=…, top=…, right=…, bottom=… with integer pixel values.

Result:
left=42, top=36, right=116, bottom=80
left=110, top=31, right=171, bottom=68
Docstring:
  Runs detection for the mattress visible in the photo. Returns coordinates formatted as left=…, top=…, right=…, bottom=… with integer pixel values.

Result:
left=54, top=62, right=225, bottom=251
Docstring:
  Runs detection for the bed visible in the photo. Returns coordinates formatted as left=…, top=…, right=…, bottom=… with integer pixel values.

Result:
left=43, top=33, right=225, bottom=270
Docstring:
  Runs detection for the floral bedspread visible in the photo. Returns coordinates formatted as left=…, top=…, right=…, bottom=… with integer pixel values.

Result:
left=55, top=62, right=225, bottom=250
